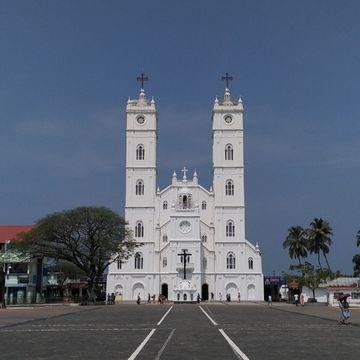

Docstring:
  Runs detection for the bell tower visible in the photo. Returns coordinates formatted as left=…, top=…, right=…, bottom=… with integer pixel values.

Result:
left=125, top=74, right=157, bottom=249
left=212, top=74, right=245, bottom=243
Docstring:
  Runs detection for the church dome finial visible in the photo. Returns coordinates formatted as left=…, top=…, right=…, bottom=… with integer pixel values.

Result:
left=224, top=87, right=231, bottom=102
left=139, top=88, right=146, bottom=101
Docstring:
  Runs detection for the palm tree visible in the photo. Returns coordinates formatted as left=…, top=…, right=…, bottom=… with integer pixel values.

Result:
left=306, top=218, right=333, bottom=271
left=353, top=230, right=360, bottom=276
left=283, top=226, right=308, bottom=265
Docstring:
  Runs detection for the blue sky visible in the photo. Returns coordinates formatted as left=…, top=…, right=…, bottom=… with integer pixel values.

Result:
left=1, top=0, right=360, bottom=274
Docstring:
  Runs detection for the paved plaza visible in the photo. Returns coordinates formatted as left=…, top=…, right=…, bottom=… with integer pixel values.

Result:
left=0, top=303, right=359, bottom=359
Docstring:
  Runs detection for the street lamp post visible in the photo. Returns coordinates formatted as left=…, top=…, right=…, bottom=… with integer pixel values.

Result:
left=2, top=240, right=10, bottom=307
left=1, top=246, right=5, bottom=308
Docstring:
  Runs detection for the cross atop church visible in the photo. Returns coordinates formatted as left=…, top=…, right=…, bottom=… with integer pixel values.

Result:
left=181, top=166, right=188, bottom=180
left=137, top=72, right=149, bottom=90
left=221, top=72, right=233, bottom=89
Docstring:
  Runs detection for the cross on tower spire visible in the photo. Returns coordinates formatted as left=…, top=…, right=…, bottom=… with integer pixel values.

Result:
left=136, top=72, right=149, bottom=90
left=221, top=72, right=233, bottom=89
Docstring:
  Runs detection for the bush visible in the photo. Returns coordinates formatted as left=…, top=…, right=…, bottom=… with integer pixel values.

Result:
left=307, top=298, right=318, bottom=303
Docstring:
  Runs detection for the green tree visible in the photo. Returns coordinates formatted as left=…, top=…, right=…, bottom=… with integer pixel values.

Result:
left=353, top=230, right=360, bottom=277
left=306, top=218, right=333, bottom=271
left=15, top=207, right=137, bottom=301
left=289, top=262, right=331, bottom=301
left=283, top=226, right=308, bottom=265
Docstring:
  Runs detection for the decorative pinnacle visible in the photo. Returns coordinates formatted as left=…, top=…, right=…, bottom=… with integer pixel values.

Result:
left=138, top=88, right=146, bottom=103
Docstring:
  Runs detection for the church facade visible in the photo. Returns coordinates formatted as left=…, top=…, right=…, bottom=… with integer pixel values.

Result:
left=106, top=83, right=264, bottom=302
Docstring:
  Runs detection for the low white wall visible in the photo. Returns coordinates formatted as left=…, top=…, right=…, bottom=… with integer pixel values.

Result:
left=301, top=287, right=328, bottom=303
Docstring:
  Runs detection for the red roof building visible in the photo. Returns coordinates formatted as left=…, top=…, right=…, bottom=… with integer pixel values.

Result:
left=0, top=225, right=34, bottom=244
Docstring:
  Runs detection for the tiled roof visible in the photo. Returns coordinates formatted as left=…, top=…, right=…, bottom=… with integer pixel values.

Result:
left=0, top=225, right=34, bottom=244
left=326, top=277, right=360, bottom=288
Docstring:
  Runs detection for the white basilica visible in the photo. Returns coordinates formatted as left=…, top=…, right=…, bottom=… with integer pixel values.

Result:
left=106, top=80, right=264, bottom=302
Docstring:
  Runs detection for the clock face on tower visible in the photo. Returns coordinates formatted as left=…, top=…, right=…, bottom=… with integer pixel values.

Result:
left=179, top=220, right=191, bottom=234
left=224, top=114, right=233, bottom=124
left=136, top=115, right=145, bottom=125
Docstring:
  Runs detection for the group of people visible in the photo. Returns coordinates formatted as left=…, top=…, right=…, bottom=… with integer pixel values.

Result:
left=267, top=293, right=305, bottom=306
left=214, top=292, right=241, bottom=302
left=136, top=293, right=169, bottom=305
left=106, top=293, right=115, bottom=305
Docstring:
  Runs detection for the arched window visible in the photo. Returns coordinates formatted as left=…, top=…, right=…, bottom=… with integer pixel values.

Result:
left=225, top=144, right=233, bottom=160
left=227, top=252, right=236, bottom=269
left=117, top=260, right=122, bottom=270
left=203, top=257, right=207, bottom=269
left=163, top=201, right=168, bottom=210
left=135, top=180, right=144, bottom=195
left=163, top=257, right=167, bottom=268
left=135, top=221, right=144, bottom=237
left=201, top=234, right=207, bottom=243
left=162, top=234, right=168, bottom=243
left=136, top=144, right=145, bottom=160
left=183, top=195, right=189, bottom=209
left=134, top=252, right=143, bottom=269
left=226, top=220, right=235, bottom=237
left=202, top=201, right=207, bottom=210
left=225, top=180, right=234, bottom=196
left=248, top=258, right=254, bottom=270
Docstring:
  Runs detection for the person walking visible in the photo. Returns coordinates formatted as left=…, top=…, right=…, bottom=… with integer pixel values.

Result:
left=268, top=294, right=272, bottom=306
left=147, top=293, right=151, bottom=304
left=338, top=295, right=351, bottom=325
left=137, top=293, right=141, bottom=305
left=210, top=292, right=214, bottom=302
left=300, top=293, right=305, bottom=307
left=294, top=293, right=299, bottom=306
left=238, top=292, right=241, bottom=303
left=197, top=293, right=201, bottom=303
left=107, top=293, right=111, bottom=305
left=111, top=293, right=115, bottom=305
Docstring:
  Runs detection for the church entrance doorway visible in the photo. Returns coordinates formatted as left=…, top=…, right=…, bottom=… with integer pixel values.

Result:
left=226, top=282, right=238, bottom=301
left=161, top=283, right=168, bottom=299
left=201, top=283, right=209, bottom=301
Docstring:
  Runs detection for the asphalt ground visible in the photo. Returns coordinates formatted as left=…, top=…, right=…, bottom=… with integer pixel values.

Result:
left=0, top=303, right=359, bottom=359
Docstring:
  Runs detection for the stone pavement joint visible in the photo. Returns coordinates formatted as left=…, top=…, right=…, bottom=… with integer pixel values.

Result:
left=269, top=303, right=360, bottom=328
